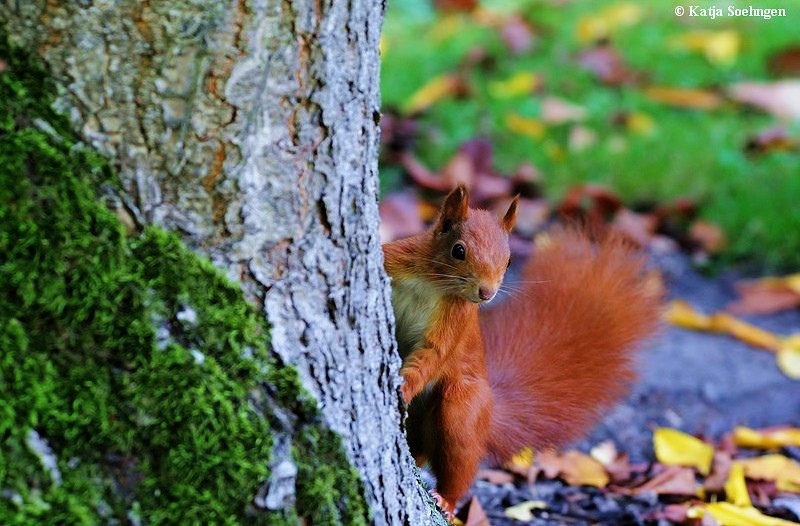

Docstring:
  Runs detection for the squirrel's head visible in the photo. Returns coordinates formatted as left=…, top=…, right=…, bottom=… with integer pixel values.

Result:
left=427, top=184, right=518, bottom=304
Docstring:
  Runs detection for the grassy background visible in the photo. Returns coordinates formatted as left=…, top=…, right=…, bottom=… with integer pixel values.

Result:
left=380, top=0, right=800, bottom=271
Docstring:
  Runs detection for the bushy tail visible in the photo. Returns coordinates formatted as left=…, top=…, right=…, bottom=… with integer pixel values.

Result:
left=480, top=229, right=662, bottom=463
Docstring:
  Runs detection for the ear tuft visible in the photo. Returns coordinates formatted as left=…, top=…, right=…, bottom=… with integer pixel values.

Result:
left=436, top=184, right=469, bottom=234
left=502, top=195, right=519, bottom=233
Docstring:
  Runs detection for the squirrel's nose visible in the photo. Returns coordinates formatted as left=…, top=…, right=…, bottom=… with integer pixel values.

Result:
left=478, top=287, right=496, bottom=301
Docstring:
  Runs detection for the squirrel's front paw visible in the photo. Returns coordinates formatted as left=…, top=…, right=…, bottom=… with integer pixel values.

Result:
left=400, top=368, right=422, bottom=404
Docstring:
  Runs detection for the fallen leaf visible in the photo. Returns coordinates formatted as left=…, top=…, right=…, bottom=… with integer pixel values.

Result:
left=577, top=43, right=639, bottom=85
left=745, top=126, right=797, bottom=156
left=661, top=503, right=692, bottom=523
left=612, top=209, right=658, bottom=247
left=403, top=74, right=465, bottom=114
left=689, top=220, right=727, bottom=254
left=489, top=72, right=540, bottom=99
left=434, top=0, right=477, bottom=13
left=777, top=344, right=800, bottom=379
left=568, top=125, right=598, bottom=151
left=728, top=80, right=800, bottom=121
left=559, top=450, right=610, bottom=487
left=501, top=15, right=535, bottom=54
left=725, top=462, right=753, bottom=507
left=643, top=86, right=723, bottom=110
left=768, top=46, right=800, bottom=77
left=709, top=313, right=781, bottom=350
left=625, top=111, right=656, bottom=136
left=734, top=426, right=800, bottom=449
left=378, top=192, right=426, bottom=243
left=540, top=96, right=587, bottom=124
left=740, top=454, right=800, bottom=493
left=457, top=496, right=489, bottom=526
left=728, top=274, right=800, bottom=315
left=671, top=30, right=740, bottom=67
left=590, top=440, right=618, bottom=466
left=505, top=113, right=545, bottom=138
left=505, top=447, right=534, bottom=477
left=631, top=465, right=700, bottom=496
left=704, top=502, right=799, bottom=526
left=504, top=500, right=547, bottom=522
left=665, top=300, right=713, bottom=331
left=476, top=468, right=514, bottom=485
left=654, top=428, right=714, bottom=475
left=705, top=451, right=733, bottom=493
left=576, top=3, right=643, bottom=43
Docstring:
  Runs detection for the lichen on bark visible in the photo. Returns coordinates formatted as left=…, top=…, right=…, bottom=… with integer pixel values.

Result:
left=0, top=34, right=368, bottom=525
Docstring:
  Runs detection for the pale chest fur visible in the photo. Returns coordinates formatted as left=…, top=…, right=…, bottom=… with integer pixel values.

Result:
left=391, top=276, right=442, bottom=359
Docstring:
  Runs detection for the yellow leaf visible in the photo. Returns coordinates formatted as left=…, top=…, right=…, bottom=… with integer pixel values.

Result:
left=706, top=502, right=799, bottom=526
left=664, top=300, right=712, bottom=331
left=488, top=72, right=539, bottom=99
left=379, top=35, right=388, bottom=56
left=734, top=426, right=800, bottom=449
left=507, top=447, right=534, bottom=470
left=777, top=345, right=800, bottom=379
left=404, top=75, right=460, bottom=114
left=504, top=500, right=547, bottom=521
left=642, top=86, right=723, bottom=110
left=505, top=113, right=545, bottom=139
left=626, top=111, right=656, bottom=136
left=653, top=428, right=714, bottom=475
left=724, top=462, right=752, bottom=507
left=710, top=313, right=781, bottom=350
left=740, top=454, right=800, bottom=490
left=560, top=451, right=609, bottom=488
left=671, top=30, right=741, bottom=67
left=786, top=274, right=800, bottom=294
left=430, top=14, right=466, bottom=42
left=576, top=3, right=643, bottom=44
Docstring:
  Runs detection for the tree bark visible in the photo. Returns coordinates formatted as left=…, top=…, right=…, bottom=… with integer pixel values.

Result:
left=1, top=1, right=434, bottom=523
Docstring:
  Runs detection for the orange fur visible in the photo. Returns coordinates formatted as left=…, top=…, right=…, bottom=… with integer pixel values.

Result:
left=382, top=186, right=661, bottom=514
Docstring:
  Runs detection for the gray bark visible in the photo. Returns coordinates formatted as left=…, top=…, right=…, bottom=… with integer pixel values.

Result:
left=1, top=1, right=434, bottom=523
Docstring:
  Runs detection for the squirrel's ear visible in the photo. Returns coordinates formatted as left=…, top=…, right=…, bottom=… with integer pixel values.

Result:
left=436, top=184, right=469, bottom=234
left=502, top=195, right=519, bottom=233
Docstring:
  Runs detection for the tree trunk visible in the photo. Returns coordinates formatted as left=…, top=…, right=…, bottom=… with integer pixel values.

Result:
left=2, top=0, right=435, bottom=523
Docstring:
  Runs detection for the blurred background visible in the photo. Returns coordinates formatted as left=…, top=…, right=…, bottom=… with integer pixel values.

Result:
left=378, top=0, right=800, bottom=272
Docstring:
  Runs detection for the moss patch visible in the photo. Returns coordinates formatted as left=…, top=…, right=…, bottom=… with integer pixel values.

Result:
left=0, top=33, right=368, bottom=525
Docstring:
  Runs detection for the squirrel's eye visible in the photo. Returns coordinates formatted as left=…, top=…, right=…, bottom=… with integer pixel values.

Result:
left=451, top=243, right=466, bottom=261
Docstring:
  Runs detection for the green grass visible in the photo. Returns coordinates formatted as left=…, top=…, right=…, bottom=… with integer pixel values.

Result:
left=381, top=0, right=800, bottom=271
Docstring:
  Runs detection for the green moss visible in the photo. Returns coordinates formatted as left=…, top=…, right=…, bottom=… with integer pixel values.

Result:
left=0, top=33, right=368, bottom=525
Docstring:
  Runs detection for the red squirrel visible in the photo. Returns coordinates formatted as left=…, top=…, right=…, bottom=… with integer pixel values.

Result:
left=381, top=184, right=661, bottom=516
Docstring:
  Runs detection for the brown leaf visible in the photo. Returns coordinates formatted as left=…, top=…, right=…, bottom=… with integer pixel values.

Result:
left=434, top=0, right=478, bottom=13
left=0, top=58, right=7, bottom=73
left=535, top=449, right=562, bottom=479
left=559, top=184, right=622, bottom=218
left=768, top=45, right=800, bottom=77
left=643, top=86, right=723, bottom=110
left=704, top=451, right=733, bottom=493
left=728, top=80, right=800, bottom=121
left=501, top=15, right=535, bottom=54
left=612, top=209, right=658, bottom=247
left=378, top=192, right=426, bottom=243
left=745, top=126, right=797, bottom=155
left=476, top=468, right=514, bottom=485
left=541, top=96, right=587, bottom=124
left=495, top=197, right=549, bottom=238
left=577, top=43, right=639, bottom=86
left=457, top=496, right=490, bottom=526
left=727, top=289, right=800, bottom=316
left=631, top=465, right=699, bottom=496
left=729, top=276, right=800, bottom=315
left=689, top=220, right=727, bottom=254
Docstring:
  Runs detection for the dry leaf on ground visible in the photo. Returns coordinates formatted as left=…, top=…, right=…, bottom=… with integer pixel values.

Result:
left=728, top=80, right=800, bottom=121
left=654, top=428, right=714, bottom=475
